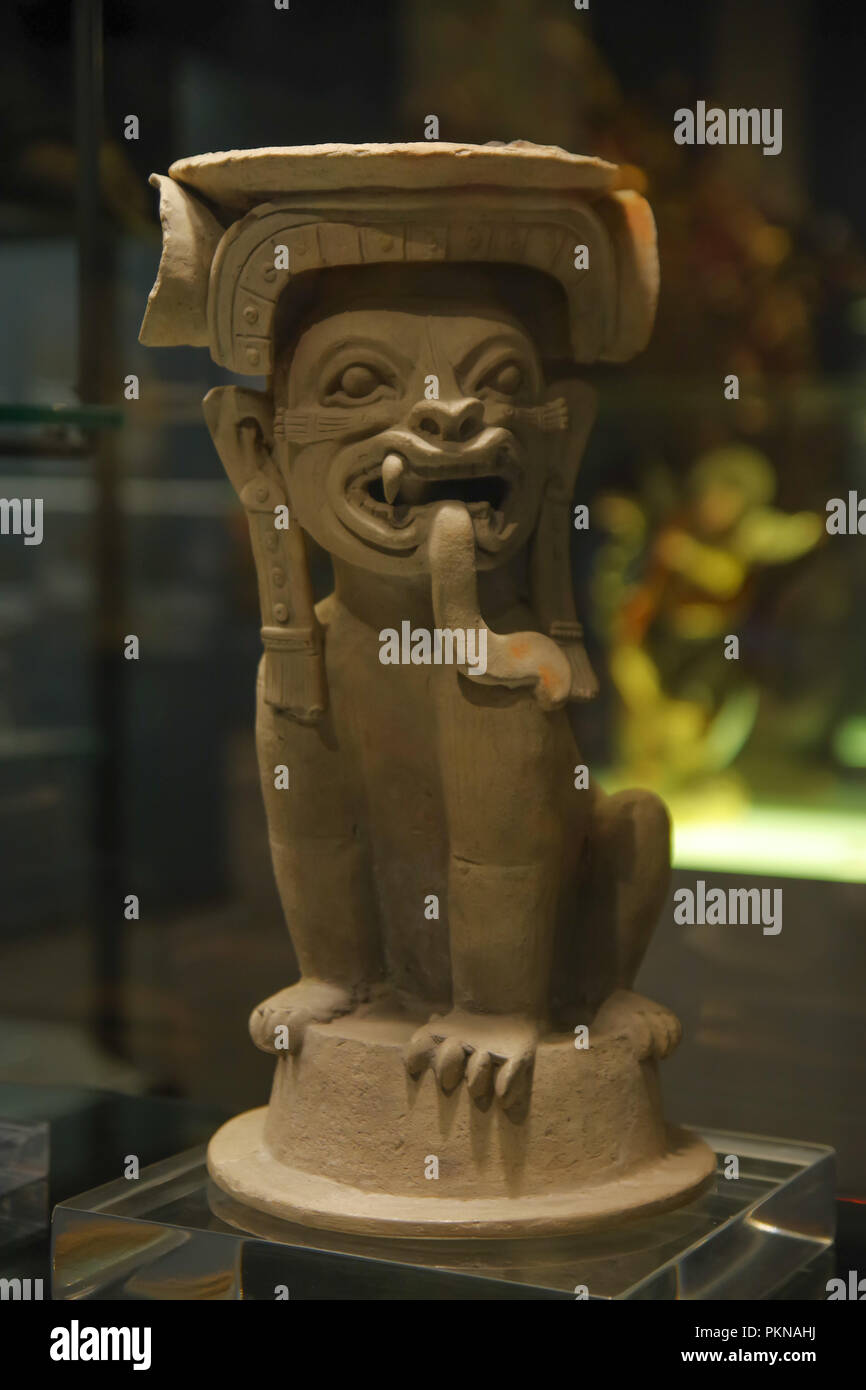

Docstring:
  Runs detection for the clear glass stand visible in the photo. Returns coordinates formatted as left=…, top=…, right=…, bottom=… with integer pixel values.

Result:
left=51, top=1129, right=835, bottom=1300
left=0, top=1118, right=49, bottom=1248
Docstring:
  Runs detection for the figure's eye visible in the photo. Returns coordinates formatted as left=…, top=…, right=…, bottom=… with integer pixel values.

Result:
left=333, top=364, right=384, bottom=399
left=481, top=361, right=524, bottom=395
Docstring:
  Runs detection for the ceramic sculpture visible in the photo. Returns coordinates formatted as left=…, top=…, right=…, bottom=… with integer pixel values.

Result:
left=140, top=141, right=715, bottom=1236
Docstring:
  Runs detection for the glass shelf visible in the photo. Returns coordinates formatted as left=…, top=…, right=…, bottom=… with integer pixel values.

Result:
left=52, top=1129, right=834, bottom=1301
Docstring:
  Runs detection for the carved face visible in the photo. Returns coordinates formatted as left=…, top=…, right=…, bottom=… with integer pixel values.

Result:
left=277, top=297, right=553, bottom=575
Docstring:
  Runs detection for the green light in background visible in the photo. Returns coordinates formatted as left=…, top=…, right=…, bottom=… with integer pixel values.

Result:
left=673, top=806, right=866, bottom=884
left=833, top=716, right=866, bottom=769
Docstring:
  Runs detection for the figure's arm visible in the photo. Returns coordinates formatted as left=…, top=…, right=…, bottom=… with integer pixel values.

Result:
left=203, top=385, right=326, bottom=722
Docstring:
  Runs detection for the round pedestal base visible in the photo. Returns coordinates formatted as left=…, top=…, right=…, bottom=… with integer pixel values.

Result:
left=209, top=1106, right=713, bottom=1238
left=207, top=1006, right=715, bottom=1238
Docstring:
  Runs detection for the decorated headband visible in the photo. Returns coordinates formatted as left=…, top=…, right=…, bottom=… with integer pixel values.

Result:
left=140, top=141, right=658, bottom=369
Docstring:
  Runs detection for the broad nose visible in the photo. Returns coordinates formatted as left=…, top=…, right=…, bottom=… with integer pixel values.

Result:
left=408, top=397, right=485, bottom=443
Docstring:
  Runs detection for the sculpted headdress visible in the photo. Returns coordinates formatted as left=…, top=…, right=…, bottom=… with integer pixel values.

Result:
left=140, top=141, right=658, bottom=719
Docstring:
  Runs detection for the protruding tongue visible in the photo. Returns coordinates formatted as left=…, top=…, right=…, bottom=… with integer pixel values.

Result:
left=428, top=501, right=571, bottom=711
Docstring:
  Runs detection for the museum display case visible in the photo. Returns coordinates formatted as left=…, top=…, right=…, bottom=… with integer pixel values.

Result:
left=0, top=0, right=862, bottom=1323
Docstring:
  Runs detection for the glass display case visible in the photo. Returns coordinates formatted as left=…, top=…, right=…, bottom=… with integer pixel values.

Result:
left=0, top=0, right=862, bottom=1312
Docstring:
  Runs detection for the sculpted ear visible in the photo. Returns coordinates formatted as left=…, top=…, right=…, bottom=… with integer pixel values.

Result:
left=203, top=385, right=327, bottom=722
left=529, top=378, right=599, bottom=702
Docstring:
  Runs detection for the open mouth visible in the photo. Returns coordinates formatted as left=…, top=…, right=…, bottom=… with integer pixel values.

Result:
left=366, top=471, right=508, bottom=509
left=348, top=449, right=515, bottom=537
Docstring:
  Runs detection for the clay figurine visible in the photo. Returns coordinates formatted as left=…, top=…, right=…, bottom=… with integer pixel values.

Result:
left=141, top=142, right=715, bottom=1236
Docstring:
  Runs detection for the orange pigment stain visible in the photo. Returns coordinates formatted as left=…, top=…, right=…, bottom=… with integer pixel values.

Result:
left=510, top=639, right=529, bottom=659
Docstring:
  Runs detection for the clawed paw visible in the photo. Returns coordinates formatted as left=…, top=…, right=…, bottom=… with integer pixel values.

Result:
left=248, top=980, right=355, bottom=1056
left=405, top=1010, right=537, bottom=1110
left=592, top=988, right=682, bottom=1061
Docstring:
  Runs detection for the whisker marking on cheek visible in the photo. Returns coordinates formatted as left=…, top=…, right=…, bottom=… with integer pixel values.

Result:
left=274, top=399, right=567, bottom=443
left=274, top=407, right=392, bottom=441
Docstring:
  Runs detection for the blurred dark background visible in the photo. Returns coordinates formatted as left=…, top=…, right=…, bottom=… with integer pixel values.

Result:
left=0, top=1, right=863, bottom=1193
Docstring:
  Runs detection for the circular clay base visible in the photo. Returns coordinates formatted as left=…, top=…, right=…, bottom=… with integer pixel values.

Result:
left=209, top=1106, right=713, bottom=1238
left=207, top=1006, right=715, bottom=1238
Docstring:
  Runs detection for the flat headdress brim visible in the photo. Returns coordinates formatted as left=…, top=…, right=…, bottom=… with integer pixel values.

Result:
left=167, top=142, right=620, bottom=217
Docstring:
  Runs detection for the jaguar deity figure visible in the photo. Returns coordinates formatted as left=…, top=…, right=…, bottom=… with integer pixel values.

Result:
left=141, top=142, right=714, bottom=1236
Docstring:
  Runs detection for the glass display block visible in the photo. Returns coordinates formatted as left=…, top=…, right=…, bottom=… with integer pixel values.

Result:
left=0, top=1118, right=49, bottom=1246
left=51, top=1129, right=834, bottom=1301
